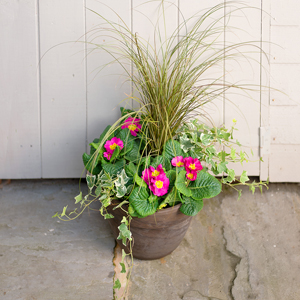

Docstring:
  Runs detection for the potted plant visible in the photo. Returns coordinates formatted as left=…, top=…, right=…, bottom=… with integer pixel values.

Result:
left=53, top=1, right=268, bottom=297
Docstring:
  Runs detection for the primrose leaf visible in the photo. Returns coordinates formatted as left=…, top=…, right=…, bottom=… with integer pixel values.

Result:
left=175, top=170, right=192, bottom=197
left=180, top=196, right=204, bottom=216
left=125, top=162, right=137, bottom=177
left=129, top=187, right=158, bottom=217
left=102, top=159, right=126, bottom=176
left=189, top=171, right=222, bottom=200
left=163, top=139, right=184, bottom=159
left=134, top=174, right=147, bottom=188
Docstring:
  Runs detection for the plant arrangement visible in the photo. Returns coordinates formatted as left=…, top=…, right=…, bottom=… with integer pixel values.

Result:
left=53, top=1, right=268, bottom=298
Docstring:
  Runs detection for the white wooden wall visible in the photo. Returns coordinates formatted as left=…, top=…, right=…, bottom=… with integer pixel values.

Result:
left=1, top=0, right=299, bottom=182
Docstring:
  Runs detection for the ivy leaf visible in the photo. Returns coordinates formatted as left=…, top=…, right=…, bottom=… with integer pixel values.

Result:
left=129, top=187, right=158, bottom=217
left=74, top=192, right=82, bottom=204
left=61, top=206, right=68, bottom=217
left=175, top=170, right=192, bottom=197
left=217, top=162, right=228, bottom=174
left=104, top=213, right=114, bottom=219
left=200, top=133, right=213, bottom=146
left=117, top=223, right=132, bottom=246
left=180, top=196, right=204, bottom=216
left=179, top=134, right=195, bottom=153
left=240, top=170, right=249, bottom=184
left=86, top=174, right=96, bottom=190
left=116, top=186, right=127, bottom=198
left=95, top=184, right=102, bottom=196
left=120, top=262, right=126, bottom=274
left=189, top=171, right=222, bottom=200
left=113, top=279, right=121, bottom=290
left=231, top=148, right=236, bottom=160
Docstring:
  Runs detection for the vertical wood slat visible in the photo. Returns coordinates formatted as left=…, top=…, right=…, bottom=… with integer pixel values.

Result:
left=260, top=0, right=271, bottom=181
left=0, top=0, right=41, bottom=179
left=39, top=0, right=86, bottom=178
left=85, top=0, right=131, bottom=147
left=224, top=0, right=262, bottom=176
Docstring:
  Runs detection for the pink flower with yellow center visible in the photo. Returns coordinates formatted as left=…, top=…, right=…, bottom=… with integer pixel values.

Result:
left=121, top=117, right=142, bottom=136
left=103, top=152, right=112, bottom=161
left=142, top=164, right=164, bottom=186
left=149, top=174, right=169, bottom=196
left=186, top=172, right=197, bottom=181
left=183, top=157, right=203, bottom=181
left=103, top=137, right=124, bottom=160
left=171, top=156, right=184, bottom=167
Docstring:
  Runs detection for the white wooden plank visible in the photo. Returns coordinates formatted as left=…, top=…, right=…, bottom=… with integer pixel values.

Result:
left=270, top=0, right=300, bottom=26
left=224, top=0, right=262, bottom=176
left=39, top=1, right=86, bottom=178
left=270, top=106, right=300, bottom=145
left=260, top=0, right=271, bottom=181
left=269, top=145, right=300, bottom=182
left=85, top=0, right=131, bottom=146
left=270, top=64, right=300, bottom=106
left=270, top=26, right=300, bottom=64
left=0, top=0, right=41, bottom=179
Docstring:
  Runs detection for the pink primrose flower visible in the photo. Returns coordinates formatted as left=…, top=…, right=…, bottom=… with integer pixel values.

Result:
left=183, top=157, right=203, bottom=181
left=103, top=137, right=124, bottom=160
left=104, top=137, right=124, bottom=153
left=186, top=171, right=197, bottom=181
left=171, top=156, right=184, bottom=167
left=149, top=174, right=169, bottom=197
left=121, top=117, right=142, bottom=136
left=142, top=164, right=165, bottom=186
left=103, top=151, right=112, bottom=161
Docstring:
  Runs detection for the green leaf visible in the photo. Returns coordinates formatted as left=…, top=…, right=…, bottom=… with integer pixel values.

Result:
left=104, top=213, right=114, bottom=219
left=95, top=185, right=102, bottom=196
left=125, top=162, right=137, bottom=177
left=180, top=197, right=203, bottom=216
left=148, top=194, right=158, bottom=203
left=116, top=186, right=127, bottom=198
left=129, top=187, right=158, bottom=217
left=160, top=187, right=182, bottom=208
left=120, top=262, right=126, bottom=273
left=82, top=153, right=102, bottom=175
left=249, top=185, right=255, bottom=194
left=166, top=170, right=177, bottom=190
left=151, top=155, right=171, bottom=171
left=163, top=139, right=184, bottom=160
left=113, top=279, right=121, bottom=290
left=121, top=249, right=126, bottom=263
left=179, top=134, right=194, bottom=153
left=74, top=192, right=82, bottom=204
left=224, top=169, right=235, bottom=183
left=189, top=171, right=222, bottom=200
left=175, top=170, right=192, bottom=197
left=240, top=170, right=249, bottom=184
left=117, top=223, right=132, bottom=246
left=124, top=140, right=141, bottom=162
left=231, top=148, right=236, bottom=160
left=217, top=162, right=228, bottom=174
left=102, top=159, right=126, bottom=176
left=61, top=206, right=68, bottom=217
left=200, top=133, right=213, bottom=146
left=133, top=173, right=147, bottom=188
left=110, top=145, right=120, bottom=161
left=238, top=189, right=242, bottom=200
left=86, top=174, right=96, bottom=190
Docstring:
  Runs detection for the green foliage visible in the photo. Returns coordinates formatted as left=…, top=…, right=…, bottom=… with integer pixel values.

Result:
left=180, top=197, right=204, bottom=216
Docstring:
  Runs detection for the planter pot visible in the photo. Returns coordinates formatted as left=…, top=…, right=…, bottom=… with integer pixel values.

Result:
left=106, top=202, right=193, bottom=260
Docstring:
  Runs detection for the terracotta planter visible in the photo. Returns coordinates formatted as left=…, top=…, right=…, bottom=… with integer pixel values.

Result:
left=106, top=202, right=193, bottom=260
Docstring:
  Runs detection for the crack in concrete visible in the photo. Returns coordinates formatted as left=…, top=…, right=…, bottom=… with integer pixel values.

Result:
left=221, top=226, right=242, bottom=300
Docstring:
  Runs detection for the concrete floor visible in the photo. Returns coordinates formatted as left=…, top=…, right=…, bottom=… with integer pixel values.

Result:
left=0, top=180, right=300, bottom=300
